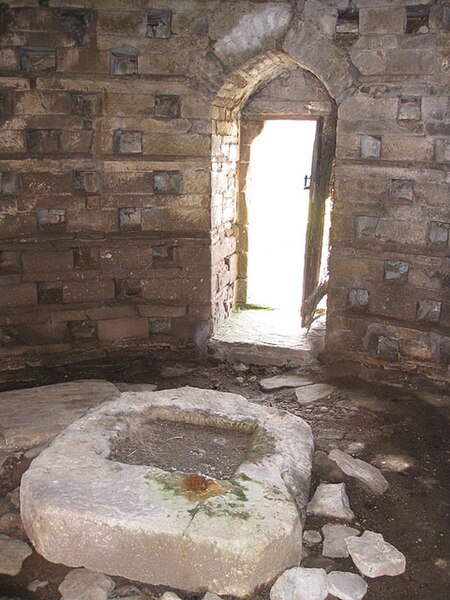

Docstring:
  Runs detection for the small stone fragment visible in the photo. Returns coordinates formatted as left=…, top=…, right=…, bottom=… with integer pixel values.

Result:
left=303, top=530, right=322, bottom=547
left=346, top=531, right=406, bottom=578
left=203, top=593, right=223, bottom=600
left=322, top=524, right=360, bottom=558
left=260, top=375, right=314, bottom=391
left=235, top=376, right=245, bottom=385
left=110, top=584, right=142, bottom=598
left=328, top=450, right=389, bottom=494
left=59, top=568, right=115, bottom=600
left=232, top=362, right=249, bottom=373
left=27, top=579, right=49, bottom=592
left=307, top=483, right=354, bottom=521
left=328, top=571, right=368, bottom=600
left=270, top=567, right=328, bottom=600
left=159, top=593, right=182, bottom=600
left=295, top=384, right=336, bottom=405
left=0, top=534, right=32, bottom=576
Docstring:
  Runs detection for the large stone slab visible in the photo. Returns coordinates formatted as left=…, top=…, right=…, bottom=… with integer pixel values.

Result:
left=0, top=380, right=120, bottom=452
left=21, top=386, right=314, bottom=598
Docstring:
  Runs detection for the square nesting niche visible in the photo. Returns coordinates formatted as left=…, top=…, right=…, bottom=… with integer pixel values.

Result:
left=397, top=97, right=421, bottom=121
left=147, top=9, right=172, bottom=38
left=416, top=299, right=442, bottom=323
left=153, top=171, right=182, bottom=194
left=110, top=50, right=138, bottom=75
left=389, top=179, right=414, bottom=202
left=155, top=94, right=181, bottom=118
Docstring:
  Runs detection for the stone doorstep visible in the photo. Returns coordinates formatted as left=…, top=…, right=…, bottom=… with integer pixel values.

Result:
left=20, top=386, right=314, bottom=598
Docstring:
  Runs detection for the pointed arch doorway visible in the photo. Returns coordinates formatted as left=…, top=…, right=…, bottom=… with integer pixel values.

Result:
left=210, top=53, right=336, bottom=364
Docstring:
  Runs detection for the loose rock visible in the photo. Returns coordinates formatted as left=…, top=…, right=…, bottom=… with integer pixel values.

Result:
left=0, top=534, right=32, bottom=576
left=307, top=483, right=354, bottom=520
left=346, top=531, right=406, bottom=578
left=328, top=571, right=368, bottom=600
left=270, top=567, right=328, bottom=600
left=303, top=530, right=322, bottom=547
left=159, top=593, right=182, bottom=600
left=232, top=362, right=249, bottom=373
left=59, top=568, right=115, bottom=600
left=203, top=593, right=223, bottom=600
left=321, top=524, right=360, bottom=558
left=0, top=511, right=22, bottom=536
left=371, top=453, right=417, bottom=472
left=295, top=384, right=336, bottom=405
left=260, top=375, right=313, bottom=391
left=328, top=450, right=388, bottom=494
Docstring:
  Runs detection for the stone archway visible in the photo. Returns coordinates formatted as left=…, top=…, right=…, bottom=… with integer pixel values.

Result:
left=210, top=36, right=359, bottom=334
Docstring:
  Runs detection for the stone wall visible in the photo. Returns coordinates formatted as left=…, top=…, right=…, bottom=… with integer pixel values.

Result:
left=0, top=0, right=448, bottom=380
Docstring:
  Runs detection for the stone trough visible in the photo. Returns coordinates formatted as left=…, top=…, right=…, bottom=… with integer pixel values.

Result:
left=20, top=386, right=314, bottom=597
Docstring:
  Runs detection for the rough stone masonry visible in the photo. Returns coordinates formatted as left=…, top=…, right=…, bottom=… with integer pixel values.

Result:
left=0, top=0, right=448, bottom=381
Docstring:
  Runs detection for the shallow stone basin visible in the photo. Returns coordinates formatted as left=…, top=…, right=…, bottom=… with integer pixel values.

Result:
left=21, top=386, right=313, bottom=597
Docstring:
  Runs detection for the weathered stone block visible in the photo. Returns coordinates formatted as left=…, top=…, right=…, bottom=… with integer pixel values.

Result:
left=73, top=170, right=102, bottom=195
left=0, top=172, right=21, bottom=196
left=37, top=282, right=64, bottom=305
left=27, top=129, right=61, bottom=153
left=22, top=250, right=73, bottom=274
left=389, top=179, right=414, bottom=202
left=113, top=130, right=143, bottom=154
left=0, top=283, right=37, bottom=308
left=347, top=289, right=369, bottom=311
left=115, top=279, right=143, bottom=299
left=384, top=260, right=409, bottom=282
left=67, top=320, right=98, bottom=341
left=360, top=8, right=405, bottom=34
left=0, top=250, right=21, bottom=274
left=360, top=135, right=381, bottom=158
left=20, top=47, right=56, bottom=72
left=118, top=207, right=142, bottom=231
left=73, top=248, right=99, bottom=270
left=110, top=50, right=138, bottom=76
left=70, top=92, right=102, bottom=118
left=61, top=130, right=93, bottom=154
left=147, top=9, right=172, bottom=38
left=355, top=216, right=378, bottom=239
left=37, top=208, right=66, bottom=232
left=154, top=94, right=181, bottom=118
left=428, top=221, right=449, bottom=246
left=416, top=299, right=442, bottom=323
left=398, top=97, right=421, bottom=121
left=97, top=317, right=149, bottom=340
left=153, top=171, right=183, bottom=194
left=434, top=139, right=450, bottom=162
left=63, top=280, right=115, bottom=304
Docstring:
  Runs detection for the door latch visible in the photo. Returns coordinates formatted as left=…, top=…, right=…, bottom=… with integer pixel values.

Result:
left=304, top=175, right=311, bottom=190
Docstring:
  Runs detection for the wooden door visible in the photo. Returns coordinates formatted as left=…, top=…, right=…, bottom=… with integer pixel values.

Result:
left=301, top=115, right=336, bottom=327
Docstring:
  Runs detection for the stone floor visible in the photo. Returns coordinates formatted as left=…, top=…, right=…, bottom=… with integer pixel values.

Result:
left=0, top=360, right=449, bottom=600
left=209, top=309, right=325, bottom=367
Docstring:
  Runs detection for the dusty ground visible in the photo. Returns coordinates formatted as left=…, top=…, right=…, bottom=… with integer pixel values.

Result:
left=0, top=359, right=449, bottom=600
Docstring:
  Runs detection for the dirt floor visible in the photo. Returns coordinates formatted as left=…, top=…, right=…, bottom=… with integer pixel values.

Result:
left=0, top=359, right=449, bottom=600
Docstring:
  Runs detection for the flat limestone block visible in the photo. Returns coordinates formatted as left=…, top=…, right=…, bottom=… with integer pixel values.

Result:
left=21, top=386, right=314, bottom=598
left=346, top=531, right=406, bottom=578
left=0, top=380, right=120, bottom=452
left=328, top=450, right=388, bottom=494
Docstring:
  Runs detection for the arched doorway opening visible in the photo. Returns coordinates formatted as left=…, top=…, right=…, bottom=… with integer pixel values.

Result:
left=210, top=51, right=337, bottom=360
